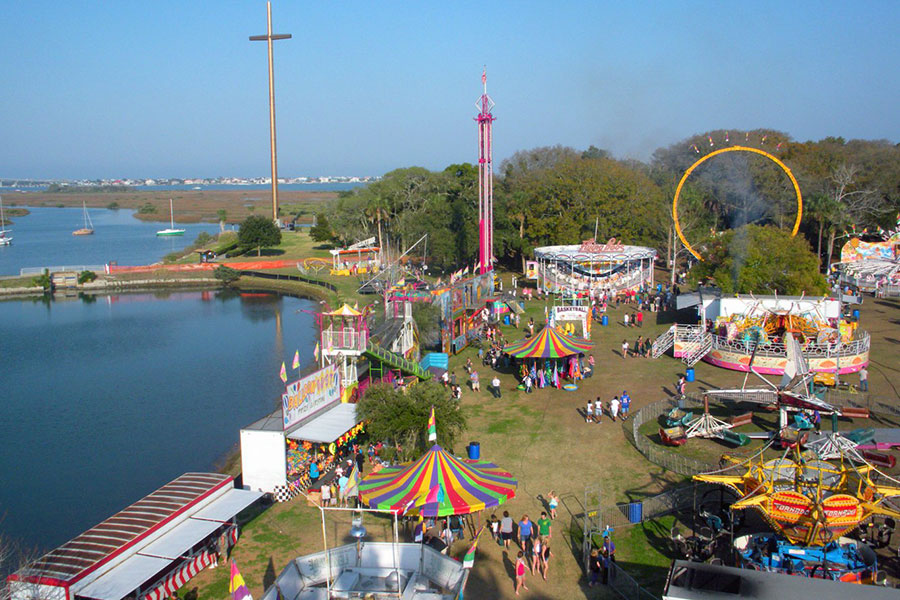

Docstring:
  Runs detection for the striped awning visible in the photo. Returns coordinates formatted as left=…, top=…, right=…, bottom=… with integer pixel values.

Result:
left=142, top=550, right=216, bottom=600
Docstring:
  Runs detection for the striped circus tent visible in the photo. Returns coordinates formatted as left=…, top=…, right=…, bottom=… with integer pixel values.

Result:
left=359, top=445, right=517, bottom=517
left=502, top=324, right=593, bottom=359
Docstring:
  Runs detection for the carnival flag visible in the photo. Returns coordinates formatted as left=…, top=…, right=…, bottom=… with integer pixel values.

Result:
left=427, top=405, right=437, bottom=442
left=229, top=560, right=253, bottom=600
left=462, top=525, right=487, bottom=569
left=482, top=68, right=486, bottom=86
left=292, top=350, right=300, bottom=370
left=413, top=517, right=424, bottom=542
left=314, top=342, right=320, bottom=362
left=345, top=462, right=360, bottom=496
left=279, top=362, right=287, bottom=383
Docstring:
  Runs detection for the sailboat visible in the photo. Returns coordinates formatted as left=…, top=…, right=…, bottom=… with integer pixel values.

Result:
left=0, top=196, right=11, bottom=245
left=156, top=198, right=185, bottom=236
left=73, top=200, right=95, bottom=236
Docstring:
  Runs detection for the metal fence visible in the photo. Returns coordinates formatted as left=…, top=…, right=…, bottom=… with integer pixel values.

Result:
left=20, top=265, right=107, bottom=276
left=239, top=269, right=337, bottom=291
left=608, top=562, right=662, bottom=600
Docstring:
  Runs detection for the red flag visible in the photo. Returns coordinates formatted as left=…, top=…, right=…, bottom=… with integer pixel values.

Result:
left=481, top=68, right=486, bottom=86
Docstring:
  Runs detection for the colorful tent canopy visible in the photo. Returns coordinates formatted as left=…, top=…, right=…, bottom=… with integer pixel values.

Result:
left=358, top=445, right=517, bottom=517
left=324, top=303, right=362, bottom=317
left=502, top=325, right=593, bottom=359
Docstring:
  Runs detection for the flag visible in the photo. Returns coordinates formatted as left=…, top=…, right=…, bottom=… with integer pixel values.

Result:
left=279, top=362, right=287, bottom=383
left=415, top=483, right=442, bottom=509
left=427, top=405, right=437, bottom=442
left=463, top=525, right=487, bottom=569
left=413, top=518, right=424, bottom=542
left=292, top=350, right=300, bottom=370
left=481, top=68, right=486, bottom=86
left=229, top=560, right=253, bottom=600
left=314, top=342, right=320, bottom=362
left=345, top=462, right=360, bottom=496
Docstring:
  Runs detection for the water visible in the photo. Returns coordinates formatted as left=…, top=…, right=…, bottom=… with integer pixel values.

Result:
left=1, top=182, right=366, bottom=193
left=0, top=290, right=317, bottom=553
left=0, top=206, right=222, bottom=276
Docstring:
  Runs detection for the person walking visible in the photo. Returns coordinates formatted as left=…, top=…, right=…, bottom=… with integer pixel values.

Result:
left=537, top=511, right=552, bottom=541
left=859, top=366, right=868, bottom=392
left=588, top=549, right=602, bottom=588
left=620, top=391, right=631, bottom=419
left=531, top=536, right=542, bottom=574
left=610, top=396, right=620, bottom=422
left=539, top=537, right=552, bottom=580
left=623, top=312, right=630, bottom=327
left=490, top=514, right=500, bottom=545
left=491, top=375, right=502, bottom=398
left=594, top=396, right=603, bottom=422
left=518, top=515, right=534, bottom=552
left=470, top=369, right=480, bottom=392
left=500, top=511, right=514, bottom=549
left=621, top=339, right=629, bottom=359
left=515, top=551, right=528, bottom=595
left=586, top=399, right=594, bottom=423
left=547, top=491, right=559, bottom=519
left=676, top=375, right=686, bottom=399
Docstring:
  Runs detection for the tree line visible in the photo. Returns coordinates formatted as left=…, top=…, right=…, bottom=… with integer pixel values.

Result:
left=314, top=130, right=899, bottom=285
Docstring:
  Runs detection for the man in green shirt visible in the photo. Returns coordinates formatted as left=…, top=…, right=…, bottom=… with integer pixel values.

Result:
left=537, top=511, right=552, bottom=540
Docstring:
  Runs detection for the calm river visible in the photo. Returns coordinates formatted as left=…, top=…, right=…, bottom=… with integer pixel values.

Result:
left=0, top=290, right=317, bottom=553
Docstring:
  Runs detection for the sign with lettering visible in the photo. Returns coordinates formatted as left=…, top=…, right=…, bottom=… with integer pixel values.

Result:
left=579, top=238, right=625, bottom=253
left=282, top=364, right=341, bottom=430
left=347, top=237, right=377, bottom=250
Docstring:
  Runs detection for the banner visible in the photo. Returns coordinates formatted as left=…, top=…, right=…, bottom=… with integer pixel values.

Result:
left=525, top=261, right=538, bottom=280
left=282, top=364, right=340, bottom=430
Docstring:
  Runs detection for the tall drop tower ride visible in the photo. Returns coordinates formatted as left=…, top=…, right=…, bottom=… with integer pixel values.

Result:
left=476, top=69, right=495, bottom=275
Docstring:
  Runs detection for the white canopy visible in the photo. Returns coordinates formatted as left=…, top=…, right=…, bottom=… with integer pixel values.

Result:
left=76, top=554, right=170, bottom=600
left=191, top=488, right=263, bottom=523
left=286, top=402, right=358, bottom=443
left=137, top=519, right=223, bottom=560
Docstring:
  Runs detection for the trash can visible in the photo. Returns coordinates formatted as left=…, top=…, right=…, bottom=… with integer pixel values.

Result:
left=601, top=315, right=609, bottom=326
left=467, top=442, right=480, bottom=460
left=626, top=502, right=643, bottom=524
left=852, top=309, right=860, bottom=321
left=503, top=315, right=510, bottom=325
left=686, top=367, right=695, bottom=382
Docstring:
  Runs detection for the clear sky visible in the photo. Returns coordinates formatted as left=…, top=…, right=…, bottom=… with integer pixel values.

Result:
left=1, top=1, right=897, bottom=180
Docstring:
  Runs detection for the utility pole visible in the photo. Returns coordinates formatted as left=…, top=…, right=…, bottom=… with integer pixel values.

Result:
left=250, top=1, right=291, bottom=225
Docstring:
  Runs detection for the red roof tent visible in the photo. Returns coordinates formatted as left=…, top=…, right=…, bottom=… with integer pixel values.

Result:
left=10, top=473, right=232, bottom=593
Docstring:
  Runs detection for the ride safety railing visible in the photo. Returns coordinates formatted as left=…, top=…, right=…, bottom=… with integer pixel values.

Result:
left=321, top=329, right=367, bottom=353
left=707, top=331, right=870, bottom=359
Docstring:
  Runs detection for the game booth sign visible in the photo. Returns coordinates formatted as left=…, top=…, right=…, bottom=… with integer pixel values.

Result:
left=532, top=238, right=657, bottom=295
left=240, top=364, right=364, bottom=502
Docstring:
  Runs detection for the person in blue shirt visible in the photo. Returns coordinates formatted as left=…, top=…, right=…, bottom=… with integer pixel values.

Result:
left=620, top=391, right=631, bottom=419
left=309, top=461, right=319, bottom=483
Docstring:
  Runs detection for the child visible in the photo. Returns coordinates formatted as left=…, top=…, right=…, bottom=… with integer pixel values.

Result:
left=515, top=551, right=528, bottom=595
left=540, top=537, right=552, bottom=580
left=490, top=514, right=500, bottom=545
left=621, top=391, right=631, bottom=419
left=547, top=491, right=559, bottom=519
left=594, top=396, right=603, bottom=422
left=586, top=399, right=594, bottom=423
left=610, top=396, right=620, bottom=422
left=531, top=537, right=542, bottom=574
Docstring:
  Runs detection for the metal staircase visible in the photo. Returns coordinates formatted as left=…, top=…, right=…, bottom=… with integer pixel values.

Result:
left=651, top=325, right=676, bottom=358
left=363, top=343, right=433, bottom=381
left=681, top=330, right=713, bottom=367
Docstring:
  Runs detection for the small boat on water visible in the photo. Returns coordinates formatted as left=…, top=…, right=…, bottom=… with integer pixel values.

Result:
left=0, top=195, right=12, bottom=245
left=72, top=200, right=94, bottom=236
left=156, top=198, right=186, bottom=236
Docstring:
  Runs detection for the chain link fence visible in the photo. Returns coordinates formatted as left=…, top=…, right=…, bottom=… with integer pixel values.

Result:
left=608, top=562, right=662, bottom=600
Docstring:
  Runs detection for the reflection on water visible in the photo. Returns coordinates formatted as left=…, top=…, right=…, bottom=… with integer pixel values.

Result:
left=0, top=290, right=316, bottom=552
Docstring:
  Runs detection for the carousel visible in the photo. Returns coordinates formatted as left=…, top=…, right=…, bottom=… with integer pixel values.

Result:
left=532, top=238, right=657, bottom=295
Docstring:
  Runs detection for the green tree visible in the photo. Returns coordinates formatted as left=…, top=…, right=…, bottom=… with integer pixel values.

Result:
left=309, top=213, right=334, bottom=243
left=217, top=209, right=227, bottom=233
left=357, top=382, right=466, bottom=460
left=213, top=265, right=241, bottom=286
left=238, top=215, right=282, bottom=256
left=689, top=225, right=827, bottom=295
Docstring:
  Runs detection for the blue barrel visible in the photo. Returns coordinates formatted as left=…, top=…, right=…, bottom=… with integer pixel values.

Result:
left=852, top=309, right=860, bottom=321
left=685, top=367, right=695, bottom=382
left=467, top=442, right=480, bottom=460
left=601, top=315, right=609, bottom=326
left=503, top=315, right=510, bottom=325
left=626, top=502, right=643, bottom=523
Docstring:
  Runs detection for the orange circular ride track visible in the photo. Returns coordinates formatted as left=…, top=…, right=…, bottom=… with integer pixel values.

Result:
left=672, top=145, right=803, bottom=261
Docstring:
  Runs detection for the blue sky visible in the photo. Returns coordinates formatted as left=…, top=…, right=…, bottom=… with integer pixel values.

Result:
left=1, top=1, right=897, bottom=179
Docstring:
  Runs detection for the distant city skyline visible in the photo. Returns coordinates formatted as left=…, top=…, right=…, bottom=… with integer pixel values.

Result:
left=1, top=2, right=897, bottom=179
